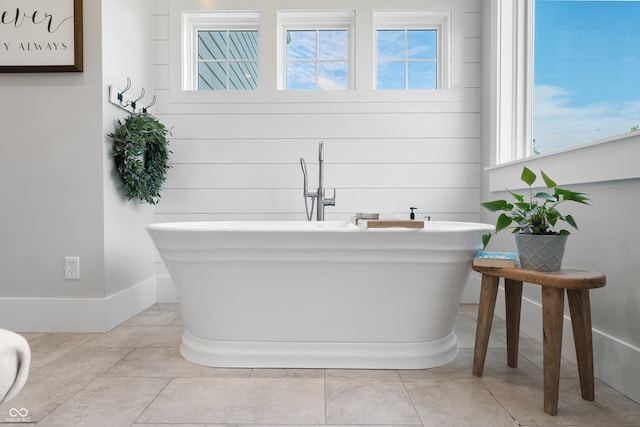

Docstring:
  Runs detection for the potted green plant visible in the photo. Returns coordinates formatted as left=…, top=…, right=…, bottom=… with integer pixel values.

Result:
left=481, top=166, right=590, bottom=271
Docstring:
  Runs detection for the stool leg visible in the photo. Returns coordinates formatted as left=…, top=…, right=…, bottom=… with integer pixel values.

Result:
left=473, top=274, right=500, bottom=377
left=505, top=279, right=523, bottom=368
left=542, top=286, right=565, bottom=416
left=567, top=288, right=595, bottom=401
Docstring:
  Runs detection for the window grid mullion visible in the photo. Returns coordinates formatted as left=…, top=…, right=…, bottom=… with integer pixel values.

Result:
left=405, top=30, right=409, bottom=90
left=315, top=30, right=320, bottom=89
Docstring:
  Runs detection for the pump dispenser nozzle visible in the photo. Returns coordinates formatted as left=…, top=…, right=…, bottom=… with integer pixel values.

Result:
left=410, top=207, right=417, bottom=220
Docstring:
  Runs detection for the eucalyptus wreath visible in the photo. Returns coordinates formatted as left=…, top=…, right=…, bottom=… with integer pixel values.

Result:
left=108, top=113, right=171, bottom=205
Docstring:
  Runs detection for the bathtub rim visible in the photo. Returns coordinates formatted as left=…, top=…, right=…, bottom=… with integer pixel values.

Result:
left=146, top=220, right=494, bottom=233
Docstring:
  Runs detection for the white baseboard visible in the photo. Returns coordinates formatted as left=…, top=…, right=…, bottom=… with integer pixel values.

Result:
left=0, top=278, right=156, bottom=333
left=105, top=278, right=157, bottom=330
left=494, top=286, right=640, bottom=405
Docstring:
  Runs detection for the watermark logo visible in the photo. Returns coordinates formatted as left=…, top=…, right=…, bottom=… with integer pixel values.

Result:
left=6, top=407, right=31, bottom=422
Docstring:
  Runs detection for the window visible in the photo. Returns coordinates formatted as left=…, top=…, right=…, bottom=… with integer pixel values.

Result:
left=492, top=0, right=640, bottom=164
left=182, top=11, right=259, bottom=91
left=197, top=30, right=258, bottom=90
left=278, top=11, right=355, bottom=90
left=532, top=0, right=640, bottom=155
left=376, top=30, right=437, bottom=90
left=286, top=30, right=348, bottom=90
left=374, top=10, right=450, bottom=90
left=181, top=9, right=452, bottom=93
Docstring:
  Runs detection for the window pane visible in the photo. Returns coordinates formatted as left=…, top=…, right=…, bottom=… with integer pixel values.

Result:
left=408, top=62, right=436, bottom=89
left=376, top=30, right=405, bottom=59
left=533, top=1, right=640, bottom=154
left=286, top=29, right=350, bottom=90
left=376, top=28, right=439, bottom=90
left=198, top=31, right=226, bottom=60
left=319, top=30, right=347, bottom=60
left=287, top=31, right=316, bottom=60
left=408, top=30, right=436, bottom=59
left=197, top=30, right=258, bottom=91
left=318, top=62, right=347, bottom=90
left=229, top=62, right=257, bottom=90
left=287, top=62, right=317, bottom=90
left=377, top=61, right=405, bottom=90
left=198, top=62, right=227, bottom=90
left=229, top=31, right=258, bottom=60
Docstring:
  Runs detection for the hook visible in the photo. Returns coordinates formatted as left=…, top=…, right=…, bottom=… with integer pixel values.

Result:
left=130, top=88, right=145, bottom=111
left=117, top=77, right=132, bottom=105
left=141, top=95, right=156, bottom=113
left=109, top=78, right=159, bottom=115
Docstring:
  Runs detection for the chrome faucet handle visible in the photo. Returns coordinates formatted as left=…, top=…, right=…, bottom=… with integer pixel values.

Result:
left=324, top=188, right=336, bottom=205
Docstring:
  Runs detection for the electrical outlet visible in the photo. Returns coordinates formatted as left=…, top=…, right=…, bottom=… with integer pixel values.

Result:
left=65, top=256, right=80, bottom=280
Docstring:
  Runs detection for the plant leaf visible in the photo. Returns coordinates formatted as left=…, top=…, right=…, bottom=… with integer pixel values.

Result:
left=495, top=213, right=513, bottom=233
left=555, top=188, right=591, bottom=204
left=565, top=214, right=578, bottom=229
left=514, top=202, right=532, bottom=211
left=482, top=233, right=492, bottom=249
left=521, top=166, right=536, bottom=186
left=535, top=192, right=558, bottom=202
left=507, top=189, right=525, bottom=203
left=481, top=200, right=511, bottom=212
left=541, top=170, right=557, bottom=188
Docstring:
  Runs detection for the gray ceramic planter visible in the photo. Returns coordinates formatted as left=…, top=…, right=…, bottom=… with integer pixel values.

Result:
left=514, top=233, right=568, bottom=272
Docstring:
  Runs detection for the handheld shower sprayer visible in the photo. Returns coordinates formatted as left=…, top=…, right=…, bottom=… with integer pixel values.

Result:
left=300, top=158, right=316, bottom=221
left=300, top=158, right=309, bottom=195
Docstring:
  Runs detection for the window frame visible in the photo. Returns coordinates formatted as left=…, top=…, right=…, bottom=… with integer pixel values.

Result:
left=373, top=10, right=451, bottom=91
left=182, top=11, right=260, bottom=91
left=277, top=10, right=355, bottom=91
left=172, top=2, right=460, bottom=104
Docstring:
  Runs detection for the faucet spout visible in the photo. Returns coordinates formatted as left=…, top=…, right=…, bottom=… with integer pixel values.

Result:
left=300, top=141, right=335, bottom=221
left=316, top=141, right=335, bottom=221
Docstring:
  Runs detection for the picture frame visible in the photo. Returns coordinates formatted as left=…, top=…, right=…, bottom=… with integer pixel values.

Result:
left=0, top=0, right=83, bottom=72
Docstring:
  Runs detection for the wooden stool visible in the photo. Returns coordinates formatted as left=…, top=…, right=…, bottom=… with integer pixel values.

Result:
left=471, top=266, right=606, bottom=415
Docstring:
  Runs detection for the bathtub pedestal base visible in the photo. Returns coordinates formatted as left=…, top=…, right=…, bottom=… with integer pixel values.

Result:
left=180, top=330, right=459, bottom=369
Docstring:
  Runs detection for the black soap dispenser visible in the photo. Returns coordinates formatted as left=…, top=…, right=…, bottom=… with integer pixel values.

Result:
left=410, top=207, right=417, bottom=220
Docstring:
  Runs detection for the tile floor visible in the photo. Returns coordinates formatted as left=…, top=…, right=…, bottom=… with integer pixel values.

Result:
left=2, top=303, right=640, bottom=427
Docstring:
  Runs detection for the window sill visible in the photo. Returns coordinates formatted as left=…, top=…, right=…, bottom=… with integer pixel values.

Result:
left=166, top=86, right=473, bottom=105
left=487, top=131, right=640, bottom=192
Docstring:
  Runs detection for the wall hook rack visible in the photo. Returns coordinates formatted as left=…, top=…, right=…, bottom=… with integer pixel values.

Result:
left=108, top=78, right=156, bottom=115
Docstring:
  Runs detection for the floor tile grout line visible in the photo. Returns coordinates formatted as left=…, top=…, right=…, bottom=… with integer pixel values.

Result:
left=31, top=345, right=153, bottom=424
left=400, top=370, right=427, bottom=427
left=477, top=378, right=523, bottom=427
left=131, top=375, right=176, bottom=426
left=25, top=333, right=98, bottom=375
left=323, top=368, right=327, bottom=425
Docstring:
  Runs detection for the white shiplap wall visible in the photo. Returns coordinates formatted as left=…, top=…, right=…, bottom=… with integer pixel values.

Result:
left=152, top=0, right=482, bottom=300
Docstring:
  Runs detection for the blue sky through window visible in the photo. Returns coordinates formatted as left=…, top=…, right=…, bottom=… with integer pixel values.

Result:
left=533, top=0, right=640, bottom=154
left=286, top=30, right=348, bottom=90
left=376, top=30, right=437, bottom=90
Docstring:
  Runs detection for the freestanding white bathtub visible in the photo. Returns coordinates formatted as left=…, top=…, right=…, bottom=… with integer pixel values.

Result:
left=147, top=220, right=493, bottom=369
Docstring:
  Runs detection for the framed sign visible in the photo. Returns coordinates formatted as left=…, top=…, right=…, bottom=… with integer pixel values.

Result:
left=0, top=0, right=83, bottom=72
